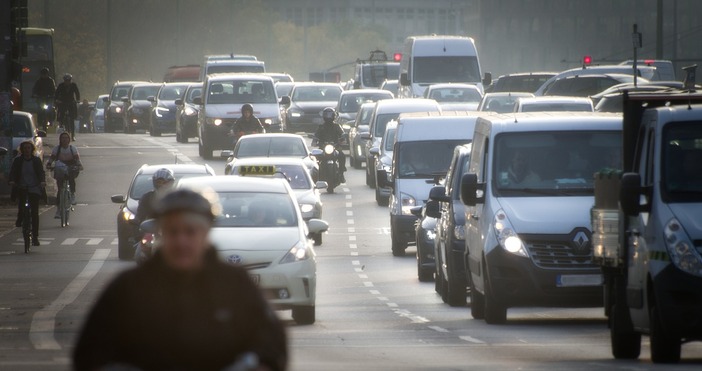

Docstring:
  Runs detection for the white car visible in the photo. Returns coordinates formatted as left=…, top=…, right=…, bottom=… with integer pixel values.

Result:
left=222, top=133, right=317, bottom=177
left=11, top=111, right=46, bottom=160
left=514, top=96, right=594, bottom=112
left=177, top=176, right=328, bottom=325
left=423, top=83, right=483, bottom=111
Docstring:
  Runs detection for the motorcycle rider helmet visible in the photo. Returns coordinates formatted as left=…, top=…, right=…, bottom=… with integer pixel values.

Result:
left=40, top=67, right=50, bottom=76
left=154, top=188, right=220, bottom=222
left=241, top=104, right=254, bottom=115
left=63, top=73, right=72, bottom=82
left=152, top=168, right=175, bottom=188
left=322, top=107, right=336, bottom=124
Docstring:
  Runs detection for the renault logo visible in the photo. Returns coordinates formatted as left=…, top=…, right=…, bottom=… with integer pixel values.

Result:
left=572, top=231, right=591, bottom=253
left=227, top=254, right=242, bottom=265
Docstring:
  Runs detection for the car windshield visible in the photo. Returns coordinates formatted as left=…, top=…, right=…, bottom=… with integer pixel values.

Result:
left=291, top=86, right=342, bottom=102
left=413, top=56, right=481, bottom=84
left=231, top=164, right=311, bottom=190
left=373, top=113, right=398, bottom=137
left=494, top=75, right=553, bottom=93
left=453, top=154, right=471, bottom=199
left=384, top=129, right=396, bottom=151
left=111, top=86, right=130, bottom=100
left=397, top=140, right=468, bottom=178
left=493, top=131, right=622, bottom=196
left=521, top=103, right=592, bottom=112
left=12, top=115, right=33, bottom=137
left=159, top=85, right=188, bottom=100
left=186, top=87, right=202, bottom=103
left=235, top=137, right=307, bottom=158
left=339, top=93, right=391, bottom=113
left=481, top=96, right=525, bottom=113
left=207, top=80, right=276, bottom=104
left=427, top=87, right=482, bottom=103
left=216, top=192, right=297, bottom=228
left=662, top=122, right=702, bottom=202
left=206, top=65, right=264, bottom=74
left=131, top=86, right=160, bottom=101
left=276, top=84, right=293, bottom=98
left=362, top=64, right=400, bottom=87
left=129, top=173, right=209, bottom=200
left=381, top=82, right=398, bottom=92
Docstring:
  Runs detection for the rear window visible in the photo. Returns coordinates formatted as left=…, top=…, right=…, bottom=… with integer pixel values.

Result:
left=12, top=115, right=33, bottom=137
left=235, top=137, right=307, bottom=158
left=130, top=173, right=210, bottom=200
left=159, top=85, right=188, bottom=100
left=207, top=65, right=264, bottom=74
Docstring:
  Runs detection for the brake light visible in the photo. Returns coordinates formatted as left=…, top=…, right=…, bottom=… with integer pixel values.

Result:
left=393, top=53, right=402, bottom=62
left=583, top=55, right=592, bottom=66
left=644, top=59, right=655, bottom=65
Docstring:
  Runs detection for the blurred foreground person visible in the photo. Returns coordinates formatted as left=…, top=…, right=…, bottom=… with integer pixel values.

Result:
left=73, top=189, right=287, bottom=371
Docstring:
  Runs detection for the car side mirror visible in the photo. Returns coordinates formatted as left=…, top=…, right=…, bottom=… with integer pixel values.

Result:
left=140, top=219, right=157, bottom=234
left=425, top=200, right=441, bottom=218
left=307, top=218, right=329, bottom=234
left=102, top=97, right=109, bottom=103
left=376, top=169, right=393, bottom=188
left=310, top=148, right=323, bottom=157
left=620, top=173, right=642, bottom=216
left=429, top=185, right=450, bottom=203
left=279, top=96, right=291, bottom=107
left=369, top=147, right=380, bottom=157
left=483, top=72, right=493, bottom=87
left=0, top=147, right=7, bottom=156
left=400, top=73, right=410, bottom=86
left=174, top=99, right=183, bottom=106
left=460, top=173, right=482, bottom=206
left=36, top=130, right=47, bottom=138
left=147, top=96, right=156, bottom=103
left=220, top=150, right=234, bottom=158
left=315, top=181, right=328, bottom=189
left=360, top=132, right=371, bottom=140
left=192, top=97, right=203, bottom=106
left=111, top=194, right=126, bottom=204
left=410, top=206, right=423, bottom=217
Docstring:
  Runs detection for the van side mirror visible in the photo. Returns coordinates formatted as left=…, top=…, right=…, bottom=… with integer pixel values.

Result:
left=400, top=73, right=410, bottom=86
left=111, top=194, right=126, bottom=204
left=174, top=99, right=183, bottom=106
left=483, top=72, right=493, bottom=87
left=102, top=96, right=109, bottom=103
left=429, top=186, right=450, bottom=203
left=620, top=173, right=642, bottom=216
left=192, top=97, right=203, bottom=106
left=376, top=169, right=393, bottom=188
left=307, top=218, right=329, bottom=234
left=460, top=173, right=482, bottom=206
left=425, top=200, right=441, bottom=219
left=369, top=147, right=380, bottom=157
left=279, top=96, right=291, bottom=107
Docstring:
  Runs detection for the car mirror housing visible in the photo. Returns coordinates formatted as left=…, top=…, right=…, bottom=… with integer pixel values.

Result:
left=111, top=194, right=126, bottom=204
left=140, top=219, right=157, bottom=234
left=315, top=181, right=328, bottom=189
left=429, top=185, right=450, bottom=203
left=307, top=219, right=329, bottom=234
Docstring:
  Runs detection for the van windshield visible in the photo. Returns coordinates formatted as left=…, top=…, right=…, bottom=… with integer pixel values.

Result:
left=493, top=131, right=621, bottom=196
left=207, top=80, right=276, bottom=104
left=662, top=122, right=702, bottom=202
left=413, top=56, right=481, bottom=84
left=397, top=140, right=468, bottom=178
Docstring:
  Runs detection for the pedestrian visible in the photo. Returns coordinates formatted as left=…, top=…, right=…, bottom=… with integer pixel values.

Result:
left=8, top=141, right=47, bottom=246
left=73, top=188, right=288, bottom=371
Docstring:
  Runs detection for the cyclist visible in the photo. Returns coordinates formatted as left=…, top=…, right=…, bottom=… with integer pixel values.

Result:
left=54, top=73, right=80, bottom=140
left=8, top=141, right=47, bottom=247
left=230, top=103, right=264, bottom=143
left=73, top=189, right=288, bottom=371
left=32, top=68, right=56, bottom=130
left=47, top=132, right=82, bottom=216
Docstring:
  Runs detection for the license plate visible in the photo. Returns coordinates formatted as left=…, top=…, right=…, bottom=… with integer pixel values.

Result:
left=556, top=274, right=602, bottom=287
left=313, top=117, right=322, bottom=124
left=250, top=274, right=260, bottom=285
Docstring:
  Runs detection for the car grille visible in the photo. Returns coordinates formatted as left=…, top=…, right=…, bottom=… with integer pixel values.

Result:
left=524, top=234, right=597, bottom=270
left=242, top=262, right=271, bottom=270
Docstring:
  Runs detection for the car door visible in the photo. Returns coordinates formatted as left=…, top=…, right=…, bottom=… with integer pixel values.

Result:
left=466, top=131, right=488, bottom=286
left=438, top=150, right=460, bottom=275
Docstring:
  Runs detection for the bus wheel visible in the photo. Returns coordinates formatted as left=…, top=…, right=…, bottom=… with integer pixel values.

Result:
left=610, top=304, right=641, bottom=359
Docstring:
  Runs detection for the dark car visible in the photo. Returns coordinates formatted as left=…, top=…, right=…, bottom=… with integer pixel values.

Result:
left=543, top=74, right=640, bottom=97
left=411, top=199, right=439, bottom=283
left=104, top=81, right=145, bottom=133
left=123, top=83, right=161, bottom=133
left=149, top=82, right=189, bottom=136
left=175, top=83, right=203, bottom=143
left=348, top=102, right=375, bottom=169
left=284, top=83, right=342, bottom=132
left=110, top=164, right=216, bottom=260
left=335, top=89, right=393, bottom=148
left=488, top=72, right=557, bottom=93
left=432, top=144, right=472, bottom=307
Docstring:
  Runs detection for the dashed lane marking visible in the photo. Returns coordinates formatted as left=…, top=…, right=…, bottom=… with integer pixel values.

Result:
left=352, top=260, right=360, bottom=265
left=347, top=227, right=355, bottom=233
left=347, top=219, right=355, bottom=225
left=363, top=281, right=374, bottom=287
left=62, top=237, right=103, bottom=246
left=386, top=302, right=398, bottom=308
left=345, top=202, right=352, bottom=208
left=348, top=235, right=356, bottom=241
left=349, top=244, right=357, bottom=249
left=358, top=274, right=368, bottom=279
left=354, top=268, right=363, bottom=273
left=345, top=194, right=352, bottom=200
left=350, top=252, right=358, bottom=256
left=12, top=237, right=55, bottom=246
left=428, top=326, right=450, bottom=333
left=346, top=210, right=354, bottom=216
left=369, top=290, right=380, bottom=295
left=342, top=188, right=350, bottom=193
left=460, top=336, right=486, bottom=344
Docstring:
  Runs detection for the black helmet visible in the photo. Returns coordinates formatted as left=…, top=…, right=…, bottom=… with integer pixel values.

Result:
left=153, top=189, right=219, bottom=222
left=241, top=104, right=253, bottom=114
left=63, top=73, right=72, bottom=81
left=322, top=107, right=336, bottom=124
left=40, top=67, right=50, bottom=76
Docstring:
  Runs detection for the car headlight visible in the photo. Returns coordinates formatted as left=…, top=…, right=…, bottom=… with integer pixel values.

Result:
left=212, top=118, right=223, bottom=126
left=122, top=209, right=136, bottom=221
left=42, top=104, right=49, bottom=110
left=155, top=107, right=169, bottom=118
left=132, top=118, right=138, bottom=124
left=300, top=204, right=314, bottom=213
left=184, top=106, right=196, bottom=116
left=664, top=218, right=702, bottom=277
left=494, top=209, right=528, bottom=257
left=400, top=192, right=416, bottom=215
left=454, top=225, right=466, bottom=240
left=279, top=241, right=310, bottom=264
left=324, top=144, right=335, bottom=155
left=115, top=106, right=122, bottom=113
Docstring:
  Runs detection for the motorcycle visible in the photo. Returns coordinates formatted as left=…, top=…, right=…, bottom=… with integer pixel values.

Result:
left=311, top=141, right=341, bottom=193
left=133, top=232, right=155, bottom=264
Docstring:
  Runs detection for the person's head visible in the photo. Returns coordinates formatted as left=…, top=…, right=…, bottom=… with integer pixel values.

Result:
left=153, top=189, right=218, bottom=271
left=63, top=73, right=72, bottom=83
left=510, top=150, right=530, bottom=177
left=241, top=104, right=253, bottom=118
left=19, top=141, right=35, bottom=158
left=59, top=132, right=71, bottom=147
left=152, top=168, right=175, bottom=191
left=40, top=67, right=50, bottom=77
left=322, top=107, right=336, bottom=125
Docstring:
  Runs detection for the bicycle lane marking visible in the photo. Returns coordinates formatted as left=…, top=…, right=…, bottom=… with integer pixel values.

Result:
left=29, top=248, right=110, bottom=350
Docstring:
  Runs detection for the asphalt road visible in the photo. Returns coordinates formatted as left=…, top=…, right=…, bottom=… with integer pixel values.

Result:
left=1, top=132, right=701, bottom=370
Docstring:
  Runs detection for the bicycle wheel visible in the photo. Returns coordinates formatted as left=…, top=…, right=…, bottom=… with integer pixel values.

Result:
left=59, top=182, right=69, bottom=227
left=23, top=202, right=31, bottom=254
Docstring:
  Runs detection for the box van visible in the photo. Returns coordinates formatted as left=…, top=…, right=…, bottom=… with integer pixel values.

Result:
left=399, top=35, right=487, bottom=98
left=377, top=111, right=481, bottom=256
left=199, top=59, right=265, bottom=81
left=460, top=112, right=621, bottom=324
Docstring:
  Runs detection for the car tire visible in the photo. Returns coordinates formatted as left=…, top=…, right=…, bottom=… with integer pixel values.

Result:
left=375, top=186, right=389, bottom=206
left=650, top=306, right=681, bottom=363
left=417, top=253, right=433, bottom=282
left=483, top=272, right=507, bottom=324
left=391, top=228, right=406, bottom=257
left=118, top=237, right=134, bottom=261
left=292, top=305, right=315, bottom=325
left=366, top=158, right=375, bottom=188
left=446, top=256, right=467, bottom=307
left=353, top=157, right=362, bottom=170
left=610, top=304, right=641, bottom=359
left=312, top=233, right=322, bottom=246
left=470, top=277, right=485, bottom=320
left=152, top=126, right=161, bottom=137
left=198, top=141, right=205, bottom=157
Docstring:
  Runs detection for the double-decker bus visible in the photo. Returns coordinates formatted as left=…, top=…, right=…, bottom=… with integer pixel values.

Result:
left=18, top=28, right=55, bottom=112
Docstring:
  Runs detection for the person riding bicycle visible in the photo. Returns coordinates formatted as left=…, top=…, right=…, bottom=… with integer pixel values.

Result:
left=32, top=68, right=56, bottom=130
left=54, top=73, right=80, bottom=140
left=73, top=189, right=288, bottom=371
left=136, top=168, right=175, bottom=224
left=313, top=107, right=347, bottom=183
left=47, top=132, right=83, bottom=217
left=230, top=103, right=264, bottom=144
left=8, top=141, right=47, bottom=247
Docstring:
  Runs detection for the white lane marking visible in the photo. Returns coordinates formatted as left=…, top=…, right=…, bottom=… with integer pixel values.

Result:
left=349, top=244, right=357, bottom=249
left=61, top=238, right=103, bottom=246
left=30, top=248, right=110, bottom=350
left=377, top=296, right=389, bottom=301
left=386, top=302, right=398, bottom=308
left=347, top=219, right=355, bottom=224
left=346, top=210, right=353, bottom=216
left=351, top=260, right=360, bottom=265
left=459, top=336, right=486, bottom=344
left=363, top=281, right=374, bottom=287
left=343, top=188, right=350, bottom=193
left=13, top=237, right=54, bottom=246
left=428, top=326, right=450, bottom=333
left=377, top=227, right=390, bottom=234
left=394, top=309, right=431, bottom=324
left=354, top=268, right=363, bottom=273
left=345, top=202, right=352, bottom=208
left=369, top=290, right=380, bottom=295
left=350, top=252, right=358, bottom=256
left=111, top=238, right=118, bottom=245
left=143, top=137, right=195, bottom=164
left=347, top=227, right=355, bottom=233
left=348, top=235, right=356, bottom=241
left=358, top=274, right=368, bottom=279
left=345, top=194, right=352, bottom=200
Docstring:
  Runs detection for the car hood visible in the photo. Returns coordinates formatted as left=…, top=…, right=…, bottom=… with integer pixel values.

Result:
left=130, top=101, right=152, bottom=109
left=157, top=101, right=178, bottom=110
left=292, top=101, right=337, bottom=113
left=206, top=103, right=279, bottom=119
left=497, top=196, right=593, bottom=234
left=210, top=227, right=301, bottom=252
left=667, top=203, right=702, bottom=241
left=440, top=102, right=479, bottom=111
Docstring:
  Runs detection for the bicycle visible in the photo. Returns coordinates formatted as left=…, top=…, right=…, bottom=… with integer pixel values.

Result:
left=18, top=186, right=33, bottom=254
left=56, top=100, right=76, bottom=139
left=51, top=161, right=75, bottom=227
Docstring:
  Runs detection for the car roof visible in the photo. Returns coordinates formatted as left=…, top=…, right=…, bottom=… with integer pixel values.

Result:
left=483, top=112, right=621, bottom=133
left=112, top=81, right=147, bottom=87
left=497, top=72, right=558, bottom=79
left=161, top=82, right=191, bottom=87
left=292, top=82, right=341, bottom=88
left=178, top=175, right=289, bottom=194
left=374, top=98, right=439, bottom=112
left=483, top=92, right=535, bottom=98
left=12, top=111, right=33, bottom=119
left=207, top=74, right=273, bottom=82
left=132, top=83, right=161, bottom=88
left=138, top=164, right=215, bottom=175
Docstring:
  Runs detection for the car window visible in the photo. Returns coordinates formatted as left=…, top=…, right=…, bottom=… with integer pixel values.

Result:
left=373, top=113, right=398, bottom=137
left=12, top=115, right=33, bottom=137
left=207, top=80, right=276, bottom=104
left=186, top=87, right=202, bottom=103
left=216, top=192, right=297, bottom=227
left=235, top=137, right=307, bottom=158
left=384, top=128, right=396, bottom=151
left=159, top=85, right=187, bottom=100
left=111, top=86, right=130, bottom=100
left=397, top=140, right=468, bottom=178
left=95, top=98, right=105, bottom=109
left=232, top=164, right=310, bottom=190
left=276, top=84, right=293, bottom=98
left=357, top=107, right=374, bottom=127
left=129, top=173, right=209, bottom=200
left=428, top=88, right=482, bottom=103
left=339, top=93, right=391, bottom=113
left=131, top=86, right=160, bottom=100
left=292, top=86, right=342, bottom=102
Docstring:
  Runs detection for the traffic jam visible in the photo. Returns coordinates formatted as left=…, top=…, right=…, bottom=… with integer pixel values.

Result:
left=2, top=2, right=702, bottom=370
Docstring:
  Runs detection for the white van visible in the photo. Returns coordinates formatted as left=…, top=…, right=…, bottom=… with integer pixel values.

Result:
left=199, top=59, right=265, bottom=81
left=460, top=112, right=621, bottom=324
left=399, top=35, right=487, bottom=98
left=377, top=111, right=482, bottom=256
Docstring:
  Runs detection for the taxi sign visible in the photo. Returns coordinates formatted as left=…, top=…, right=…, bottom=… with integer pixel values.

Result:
left=237, top=165, right=276, bottom=176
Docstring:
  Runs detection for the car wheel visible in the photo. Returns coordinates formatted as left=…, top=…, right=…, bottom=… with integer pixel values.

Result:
left=417, top=250, right=433, bottom=282
left=470, top=276, right=485, bottom=319
left=198, top=141, right=205, bottom=157
left=650, top=306, right=681, bottom=363
left=312, top=233, right=322, bottom=246
left=292, top=305, right=315, bottom=325
left=446, top=255, right=467, bottom=307
left=391, top=228, right=406, bottom=257
left=483, top=272, right=507, bottom=324
left=610, top=303, right=641, bottom=359
left=118, top=236, right=134, bottom=261
left=375, top=185, right=389, bottom=206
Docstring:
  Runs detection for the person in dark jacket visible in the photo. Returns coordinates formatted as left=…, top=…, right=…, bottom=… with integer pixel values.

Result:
left=135, top=167, right=175, bottom=224
left=55, top=73, right=80, bottom=140
left=73, top=189, right=288, bottom=371
left=314, top=107, right=347, bottom=182
left=231, top=103, right=264, bottom=143
left=8, top=141, right=46, bottom=246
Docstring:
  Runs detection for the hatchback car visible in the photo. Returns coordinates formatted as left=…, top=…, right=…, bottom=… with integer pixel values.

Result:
left=424, top=83, right=483, bottom=111
left=178, top=176, right=328, bottom=325
left=222, top=133, right=317, bottom=177
left=104, top=81, right=146, bottom=133
left=110, top=164, right=215, bottom=260
left=284, top=83, right=343, bottom=132
left=175, top=83, right=203, bottom=143
left=348, top=102, right=376, bottom=169
left=123, top=83, right=161, bottom=133
left=149, top=82, right=189, bottom=136
left=11, top=111, right=46, bottom=160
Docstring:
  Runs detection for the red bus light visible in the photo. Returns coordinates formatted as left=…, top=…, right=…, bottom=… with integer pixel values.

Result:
left=644, top=59, right=655, bottom=65
left=583, top=55, right=592, bottom=66
left=393, top=53, right=402, bottom=62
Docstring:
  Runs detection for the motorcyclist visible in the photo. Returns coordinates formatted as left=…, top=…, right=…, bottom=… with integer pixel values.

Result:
left=73, top=189, right=288, bottom=371
left=32, top=68, right=56, bottom=130
left=54, top=73, right=80, bottom=140
left=314, top=107, right=346, bottom=183
left=136, top=168, right=175, bottom=224
left=230, top=103, right=264, bottom=144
